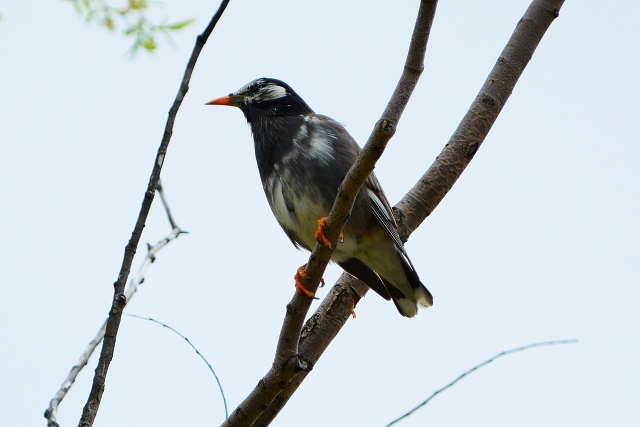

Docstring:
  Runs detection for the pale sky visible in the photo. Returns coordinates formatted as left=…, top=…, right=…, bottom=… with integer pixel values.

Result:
left=1, top=1, right=639, bottom=426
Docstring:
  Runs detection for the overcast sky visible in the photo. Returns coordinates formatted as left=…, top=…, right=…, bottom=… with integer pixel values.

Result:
left=1, top=1, right=639, bottom=426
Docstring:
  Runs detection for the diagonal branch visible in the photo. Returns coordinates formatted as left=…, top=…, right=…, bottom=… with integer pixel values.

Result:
left=253, top=0, right=565, bottom=424
left=220, top=2, right=439, bottom=426
left=76, top=2, right=231, bottom=426
left=45, top=182, right=187, bottom=427
left=395, top=0, right=565, bottom=236
left=385, top=339, right=578, bottom=426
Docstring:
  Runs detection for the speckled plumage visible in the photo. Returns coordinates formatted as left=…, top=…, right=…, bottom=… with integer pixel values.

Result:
left=207, top=78, right=432, bottom=317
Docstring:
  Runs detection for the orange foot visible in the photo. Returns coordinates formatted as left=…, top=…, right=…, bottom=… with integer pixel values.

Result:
left=294, top=265, right=316, bottom=298
left=315, top=217, right=344, bottom=247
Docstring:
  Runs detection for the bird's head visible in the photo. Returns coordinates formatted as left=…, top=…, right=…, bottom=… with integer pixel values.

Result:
left=206, top=78, right=313, bottom=119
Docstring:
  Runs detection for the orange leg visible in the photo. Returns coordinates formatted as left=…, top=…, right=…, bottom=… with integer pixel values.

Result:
left=315, top=217, right=344, bottom=247
left=294, top=265, right=316, bottom=298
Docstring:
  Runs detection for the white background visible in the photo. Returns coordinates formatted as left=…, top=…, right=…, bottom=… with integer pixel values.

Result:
left=1, top=1, right=639, bottom=426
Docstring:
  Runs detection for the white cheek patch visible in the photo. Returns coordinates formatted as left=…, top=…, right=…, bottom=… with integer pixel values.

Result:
left=260, top=84, right=287, bottom=101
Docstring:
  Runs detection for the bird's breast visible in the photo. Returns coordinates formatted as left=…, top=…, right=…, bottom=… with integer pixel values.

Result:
left=264, top=168, right=331, bottom=251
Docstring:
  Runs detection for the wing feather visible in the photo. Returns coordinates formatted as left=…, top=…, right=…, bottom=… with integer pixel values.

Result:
left=365, top=175, right=415, bottom=269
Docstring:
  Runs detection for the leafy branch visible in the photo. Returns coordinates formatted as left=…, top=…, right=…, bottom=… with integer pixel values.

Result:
left=68, top=0, right=194, bottom=54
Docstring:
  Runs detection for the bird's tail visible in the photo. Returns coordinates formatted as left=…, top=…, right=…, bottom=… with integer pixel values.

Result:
left=389, top=284, right=432, bottom=318
left=390, top=254, right=433, bottom=317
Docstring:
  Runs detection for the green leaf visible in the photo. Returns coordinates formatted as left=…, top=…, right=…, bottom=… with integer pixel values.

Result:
left=142, top=36, right=157, bottom=52
left=104, top=15, right=116, bottom=30
left=160, top=18, right=195, bottom=31
left=128, top=0, right=148, bottom=11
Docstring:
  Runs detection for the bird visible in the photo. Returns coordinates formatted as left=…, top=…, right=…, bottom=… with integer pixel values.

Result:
left=206, top=78, right=432, bottom=317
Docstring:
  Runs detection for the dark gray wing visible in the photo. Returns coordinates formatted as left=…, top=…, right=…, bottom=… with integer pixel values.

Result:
left=366, top=174, right=426, bottom=295
left=365, top=174, right=414, bottom=266
left=337, top=258, right=391, bottom=300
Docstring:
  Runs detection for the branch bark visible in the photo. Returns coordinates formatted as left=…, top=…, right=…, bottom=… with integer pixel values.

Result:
left=395, top=0, right=565, bottom=236
left=76, top=2, right=231, bottom=426
left=251, top=0, right=565, bottom=425
left=221, top=2, right=439, bottom=426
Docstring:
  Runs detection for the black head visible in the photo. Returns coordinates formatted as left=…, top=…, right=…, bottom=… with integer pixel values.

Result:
left=206, top=78, right=313, bottom=120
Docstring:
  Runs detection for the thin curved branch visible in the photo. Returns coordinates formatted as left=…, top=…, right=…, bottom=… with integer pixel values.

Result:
left=385, top=339, right=578, bottom=426
left=253, top=0, right=565, bottom=423
left=123, top=313, right=229, bottom=420
left=221, top=2, right=439, bottom=426
left=77, top=3, right=231, bottom=426
left=45, top=182, right=186, bottom=427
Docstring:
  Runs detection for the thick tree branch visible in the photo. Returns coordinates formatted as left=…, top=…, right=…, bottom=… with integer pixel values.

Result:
left=395, top=0, right=565, bottom=236
left=253, top=0, right=565, bottom=423
left=76, top=3, right=231, bottom=426
left=221, top=2, right=439, bottom=426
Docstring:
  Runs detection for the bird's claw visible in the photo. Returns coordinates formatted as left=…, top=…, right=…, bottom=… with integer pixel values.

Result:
left=294, top=265, right=319, bottom=299
left=315, top=217, right=344, bottom=247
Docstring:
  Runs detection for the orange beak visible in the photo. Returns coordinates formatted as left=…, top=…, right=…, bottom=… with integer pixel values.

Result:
left=205, top=94, right=244, bottom=107
left=206, top=95, right=231, bottom=106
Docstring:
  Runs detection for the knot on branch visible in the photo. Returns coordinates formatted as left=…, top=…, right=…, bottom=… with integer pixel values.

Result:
left=464, top=141, right=480, bottom=159
left=481, top=94, right=496, bottom=108
left=234, top=407, right=248, bottom=420
left=380, top=119, right=397, bottom=135
left=300, top=313, right=319, bottom=340
left=404, top=62, right=425, bottom=73
left=114, top=293, right=127, bottom=307
left=294, top=355, right=313, bottom=373
left=285, top=302, right=297, bottom=316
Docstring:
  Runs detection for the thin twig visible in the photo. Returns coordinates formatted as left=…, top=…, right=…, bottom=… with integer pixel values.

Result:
left=221, top=2, right=439, bottom=427
left=253, top=0, right=565, bottom=423
left=157, top=180, right=180, bottom=230
left=385, top=339, right=578, bottom=426
left=123, top=313, right=228, bottom=419
left=45, top=193, right=187, bottom=427
left=76, top=2, right=230, bottom=426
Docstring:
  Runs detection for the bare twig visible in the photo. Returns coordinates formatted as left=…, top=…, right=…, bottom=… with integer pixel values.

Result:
left=221, top=2, right=439, bottom=427
left=123, top=313, right=228, bottom=419
left=385, top=339, right=579, bottom=426
left=253, top=0, right=565, bottom=424
left=77, top=2, right=230, bottom=426
left=157, top=181, right=180, bottom=229
left=45, top=186, right=187, bottom=427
